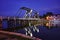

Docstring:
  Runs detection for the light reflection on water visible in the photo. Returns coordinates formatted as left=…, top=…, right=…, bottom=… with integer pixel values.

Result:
left=15, top=25, right=60, bottom=40
left=2, top=24, right=60, bottom=40
left=1, top=20, right=60, bottom=40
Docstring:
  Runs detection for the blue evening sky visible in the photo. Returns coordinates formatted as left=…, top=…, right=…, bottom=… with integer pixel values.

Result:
left=0, top=0, right=60, bottom=16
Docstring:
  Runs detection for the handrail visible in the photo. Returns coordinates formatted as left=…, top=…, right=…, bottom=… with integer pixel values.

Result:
left=0, top=30, right=41, bottom=40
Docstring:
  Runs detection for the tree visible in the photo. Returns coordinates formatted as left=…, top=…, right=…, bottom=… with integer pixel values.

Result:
left=46, top=12, right=53, bottom=16
left=42, top=12, right=53, bottom=19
